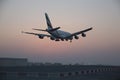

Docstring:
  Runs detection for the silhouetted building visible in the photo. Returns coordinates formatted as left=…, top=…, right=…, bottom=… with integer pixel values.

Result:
left=0, top=58, right=120, bottom=80
left=0, top=58, right=28, bottom=67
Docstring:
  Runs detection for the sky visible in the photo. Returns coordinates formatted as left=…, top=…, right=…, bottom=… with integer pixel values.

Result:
left=0, top=0, right=120, bottom=65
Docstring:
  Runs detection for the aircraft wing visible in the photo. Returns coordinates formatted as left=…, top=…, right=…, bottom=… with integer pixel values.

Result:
left=66, top=27, right=93, bottom=38
left=21, top=31, right=51, bottom=37
left=72, top=27, right=92, bottom=35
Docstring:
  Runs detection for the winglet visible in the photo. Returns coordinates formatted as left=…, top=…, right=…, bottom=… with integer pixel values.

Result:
left=90, top=27, right=93, bottom=30
left=21, top=31, right=24, bottom=33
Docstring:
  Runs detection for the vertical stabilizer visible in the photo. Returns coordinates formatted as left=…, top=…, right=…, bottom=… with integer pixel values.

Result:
left=45, top=13, right=53, bottom=29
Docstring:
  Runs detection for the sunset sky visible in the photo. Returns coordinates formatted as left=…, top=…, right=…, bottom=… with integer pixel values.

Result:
left=0, top=0, right=120, bottom=65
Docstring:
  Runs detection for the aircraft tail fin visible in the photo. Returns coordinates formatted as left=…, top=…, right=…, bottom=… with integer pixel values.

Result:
left=45, top=13, right=53, bottom=29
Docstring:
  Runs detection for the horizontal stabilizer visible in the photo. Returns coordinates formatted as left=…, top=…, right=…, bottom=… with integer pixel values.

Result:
left=49, top=27, right=60, bottom=31
left=33, top=27, right=60, bottom=32
left=32, top=28, right=47, bottom=31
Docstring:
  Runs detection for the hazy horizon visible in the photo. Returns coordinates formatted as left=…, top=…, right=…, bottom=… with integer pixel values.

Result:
left=0, top=0, right=120, bottom=65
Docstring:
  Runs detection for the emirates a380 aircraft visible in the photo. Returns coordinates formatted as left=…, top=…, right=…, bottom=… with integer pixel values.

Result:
left=22, top=13, right=93, bottom=42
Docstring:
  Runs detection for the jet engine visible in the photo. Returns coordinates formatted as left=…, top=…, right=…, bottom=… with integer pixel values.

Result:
left=61, top=38, right=64, bottom=41
left=50, top=37, right=55, bottom=40
left=81, top=33, right=86, bottom=37
left=65, top=39, right=68, bottom=41
left=74, top=35, right=79, bottom=39
left=38, top=35, right=44, bottom=39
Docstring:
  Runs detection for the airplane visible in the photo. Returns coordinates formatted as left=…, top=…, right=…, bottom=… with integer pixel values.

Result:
left=22, top=13, right=93, bottom=42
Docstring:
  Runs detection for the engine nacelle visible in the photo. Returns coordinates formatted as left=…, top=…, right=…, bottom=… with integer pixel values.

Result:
left=38, top=35, right=44, bottom=39
left=74, top=35, right=79, bottom=39
left=65, top=39, right=68, bottom=41
left=50, top=37, right=55, bottom=40
left=61, top=38, right=64, bottom=41
left=81, top=33, right=86, bottom=37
